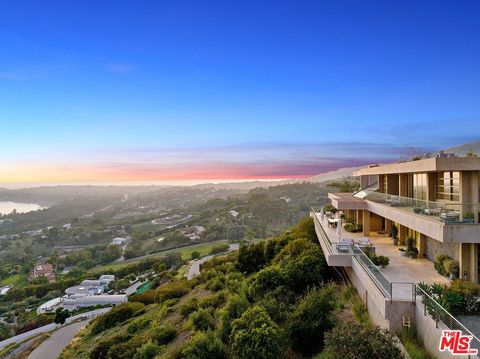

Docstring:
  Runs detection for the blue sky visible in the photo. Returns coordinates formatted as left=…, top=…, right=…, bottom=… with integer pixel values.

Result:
left=1, top=1, right=480, bottom=183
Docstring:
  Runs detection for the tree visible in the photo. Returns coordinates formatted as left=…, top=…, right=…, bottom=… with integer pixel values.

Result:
left=100, top=244, right=122, bottom=264
left=327, top=177, right=360, bottom=192
left=237, top=241, right=266, bottom=274
left=230, top=306, right=283, bottom=359
left=0, top=322, right=12, bottom=341
left=249, top=265, right=289, bottom=300
left=287, top=285, right=336, bottom=355
left=163, top=251, right=183, bottom=269
left=323, top=323, right=403, bottom=359
left=54, top=308, right=70, bottom=326
left=190, top=251, right=201, bottom=260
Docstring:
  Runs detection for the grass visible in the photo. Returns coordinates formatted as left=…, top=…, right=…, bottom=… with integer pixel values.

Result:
left=88, top=240, right=230, bottom=274
left=343, top=285, right=371, bottom=325
left=400, top=327, right=435, bottom=359
left=1, top=273, right=24, bottom=285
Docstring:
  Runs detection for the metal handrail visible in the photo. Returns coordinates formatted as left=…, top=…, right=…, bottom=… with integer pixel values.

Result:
left=311, top=208, right=415, bottom=302
left=416, top=285, right=480, bottom=351
left=311, top=208, right=333, bottom=254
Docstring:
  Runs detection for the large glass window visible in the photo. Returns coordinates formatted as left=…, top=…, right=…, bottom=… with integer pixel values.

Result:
left=413, top=173, right=427, bottom=200
left=436, top=171, right=460, bottom=202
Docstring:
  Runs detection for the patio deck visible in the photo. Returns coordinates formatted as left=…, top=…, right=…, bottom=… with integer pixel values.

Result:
left=319, top=215, right=450, bottom=287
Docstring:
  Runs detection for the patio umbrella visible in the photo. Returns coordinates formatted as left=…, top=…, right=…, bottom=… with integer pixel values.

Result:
left=336, top=218, right=342, bottom=238
left=319, top=207, right=324, bottom=222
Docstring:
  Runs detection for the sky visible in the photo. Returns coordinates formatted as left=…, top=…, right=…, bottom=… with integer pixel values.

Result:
left=1, top=1, right=480, bottom=185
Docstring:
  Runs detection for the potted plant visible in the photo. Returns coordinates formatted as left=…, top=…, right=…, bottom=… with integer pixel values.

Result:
left=463, top=212, right=475, bottom=224
left=390, top=224, right=398, bottom=245
left=408, top=247, right=419, bottom=259
left=378, top=255, right=390, bottom=268
left=398, top=248, right=407, bottom=257
left=444, top=259, right=459, bottom=280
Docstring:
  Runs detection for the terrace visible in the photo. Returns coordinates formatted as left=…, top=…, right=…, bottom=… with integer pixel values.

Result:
left=312, top=210, right=449, bottom=300
left=363, top=192, right=480, bottom=225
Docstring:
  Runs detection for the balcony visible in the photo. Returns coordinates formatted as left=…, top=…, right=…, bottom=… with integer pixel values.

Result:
left=364, top=192, right=479, bottom=225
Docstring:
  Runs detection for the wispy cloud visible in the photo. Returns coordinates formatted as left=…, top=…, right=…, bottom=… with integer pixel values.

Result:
left=107, top=63, right=138, bottom=73
left=0, top=141, right=410, bottom=183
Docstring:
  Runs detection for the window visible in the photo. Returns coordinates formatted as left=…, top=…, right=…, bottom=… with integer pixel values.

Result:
left=436, top=171, right=460, bottom=202
left=413, top=173, right=427, bottom=200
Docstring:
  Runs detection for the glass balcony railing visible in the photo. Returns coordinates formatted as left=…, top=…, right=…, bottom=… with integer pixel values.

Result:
left=364, top=192, right=479, bottom=224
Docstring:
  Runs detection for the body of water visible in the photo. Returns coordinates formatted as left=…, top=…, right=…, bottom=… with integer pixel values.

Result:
left=0, top=201, right=46, bottom=215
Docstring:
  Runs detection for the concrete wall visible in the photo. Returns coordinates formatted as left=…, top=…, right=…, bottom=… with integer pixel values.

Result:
left=425, top=236, right=460, bottom=261
left=415, top=299, right=479, bottom=359
left=345, top=264, right=389, bottom=329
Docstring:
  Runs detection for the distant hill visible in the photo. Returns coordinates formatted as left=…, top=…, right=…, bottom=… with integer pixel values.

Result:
left=307, top=166, right=363, bottom=183
left=440, top=141, right=480, bottom=156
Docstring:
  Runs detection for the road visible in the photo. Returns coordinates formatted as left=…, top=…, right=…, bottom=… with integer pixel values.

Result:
left=27, top=320, right=89, bottom=359
left=187, top=243, right=239, bottom=280
left=0, top=308, right=110, bottom=349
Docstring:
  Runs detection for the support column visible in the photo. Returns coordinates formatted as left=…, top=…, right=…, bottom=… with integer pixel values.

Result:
left=385, top=219, right=392, bottom=235
left=398, top=225, right=407, bottom=245
left=418, top=234, right=427, bottom=258
left=362, top=210, right=370, bottom=236
left=471, top=243, right=479, bottom=284
left=357, top=210, right=363, bottom=225
left=460, top=243, right=472, bottom=282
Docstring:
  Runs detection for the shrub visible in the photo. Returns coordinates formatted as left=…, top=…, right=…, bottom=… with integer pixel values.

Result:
left=237, top=241, right=266, bottom=274
left=132, top=341, right=161, bottom=359
left=205, top=277, right=225, bottom=292
left=127, top=317, right=151, bottom=334
left=434, top=254, right=451, bottom=276
left=191, top=251, right=201, bottom=260
left=249, top=265, right=288, bottom=300
left=129, top=290, right=156, bottom=305
left=180, top=298, right=199, bottom=317
left=191, top=308, right=215, bottom=331
left=230, top=306, right=283, bottom=359
left=324, top=323, right=403, bottom=359
left=322, top=204, right=337, bottom=213
left=151, top=324, right=177, bottom=345
left=199, top=292, right=226, bottom=309
left=209, top=243, right=230, bottom=255
left=91, top=302, right=145, bottom=334
left=155, top=281, right=190, bottom=302
left=182, top=330, right=224, bottom=359
left=219, top=293, right=250, bottom=341
left=443, top=259, right=459, bottom=278
left=282, top=246, right=327, bottom=292
left=287, top=285, right=336, bottom=355
left=377, top=255, right=390, bottom=268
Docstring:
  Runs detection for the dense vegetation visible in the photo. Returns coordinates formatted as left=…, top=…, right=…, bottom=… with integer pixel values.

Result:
left=61, top=218, right=404, bottom=359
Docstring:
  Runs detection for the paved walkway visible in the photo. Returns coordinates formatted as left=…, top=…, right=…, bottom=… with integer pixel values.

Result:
left=27, top=320, right=89, bottom=359
left=0, top=308, right=110, bottom=349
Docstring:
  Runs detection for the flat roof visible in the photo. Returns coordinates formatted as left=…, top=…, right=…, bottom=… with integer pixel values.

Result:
left=354, top=157, right=480, bottom=176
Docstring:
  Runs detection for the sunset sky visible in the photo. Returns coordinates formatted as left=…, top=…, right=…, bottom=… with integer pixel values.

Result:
left=1, top=1, right=480, bottom=185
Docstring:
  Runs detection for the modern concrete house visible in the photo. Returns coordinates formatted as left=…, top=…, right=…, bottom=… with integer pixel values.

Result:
left=329, top=156, right=480, bottom=284
left=311, top=155, right=480, bottom=359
